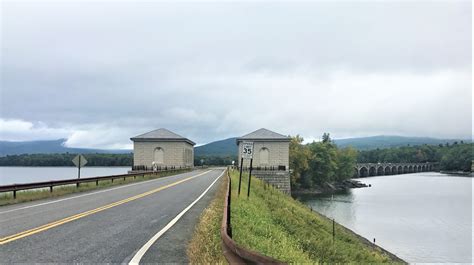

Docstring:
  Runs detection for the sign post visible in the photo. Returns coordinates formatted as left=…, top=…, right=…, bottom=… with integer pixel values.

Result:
left=72, top=154, right=88, bottom=180
left=238, top=158, right=244, bottom=195
left=240, top=141, right=254, bottom=198
left=247, top=157, right=253, bottom=198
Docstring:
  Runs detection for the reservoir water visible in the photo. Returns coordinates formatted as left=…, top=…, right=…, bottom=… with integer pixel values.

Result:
left=294, top=172, right=472, bottom=263
left=0, top=166, right=131, bottom=185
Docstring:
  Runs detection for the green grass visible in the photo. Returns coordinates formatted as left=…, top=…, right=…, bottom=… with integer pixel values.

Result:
left=230, top=170, right=400, bottom=263
left=0, top=169, right=191, bottom=206
left=187, top=172, right=227, bottom=264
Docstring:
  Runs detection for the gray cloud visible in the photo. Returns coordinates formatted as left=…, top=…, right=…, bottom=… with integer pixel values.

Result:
left=0, top=1, right=471, bottom=148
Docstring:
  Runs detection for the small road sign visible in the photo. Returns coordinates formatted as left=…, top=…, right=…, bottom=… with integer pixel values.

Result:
left=241, top=141, right=254, bottom=159
left=72, top=155, right=88, bottom=168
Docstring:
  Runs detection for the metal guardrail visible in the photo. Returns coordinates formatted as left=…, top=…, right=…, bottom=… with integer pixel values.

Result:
left=0, top=168, right=189, bottom=199
left=220, top=169, right=285, bottom=265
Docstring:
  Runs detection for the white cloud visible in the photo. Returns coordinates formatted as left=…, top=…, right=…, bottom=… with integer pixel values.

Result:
left=0, top=119, right=72, bottom=141
left=0, top=1, right=471, bottom=146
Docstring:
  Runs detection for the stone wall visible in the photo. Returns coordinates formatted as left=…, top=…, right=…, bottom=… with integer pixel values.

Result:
left=252, top=170, right=291, bottom=194
left=133, top=141, right=194, bottom=167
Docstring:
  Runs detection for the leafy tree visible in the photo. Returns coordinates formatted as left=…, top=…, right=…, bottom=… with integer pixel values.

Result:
left=335, top=147, right=358, bottom=181
left=289, top=135, right=310, bottom=188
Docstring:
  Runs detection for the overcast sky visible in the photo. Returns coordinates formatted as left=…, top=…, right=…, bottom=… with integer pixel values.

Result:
left=0, top=1, right=472, bottom=149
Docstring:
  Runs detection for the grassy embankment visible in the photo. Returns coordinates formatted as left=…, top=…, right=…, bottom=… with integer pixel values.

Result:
left=229, top=170, right=401, bottom=263
left=0, top=169, right=191, bottom=206
left=187, top=172, right=227, bottom=264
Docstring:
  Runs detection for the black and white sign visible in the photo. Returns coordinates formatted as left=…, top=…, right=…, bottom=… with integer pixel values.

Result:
left=241, top=141, right=254, bottom=159
left=72, top=154, right=88, bottom=168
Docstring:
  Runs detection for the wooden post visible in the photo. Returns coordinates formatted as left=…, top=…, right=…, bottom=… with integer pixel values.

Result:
left=333, top=218, right=335, bottom=243
left=238, top=158, right=244, bottom=196
left=78, top=155, right=81, bottom=179
left=247, top=158, right=253, bottom=198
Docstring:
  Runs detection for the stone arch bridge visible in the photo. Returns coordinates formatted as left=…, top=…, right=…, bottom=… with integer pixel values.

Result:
left=355, top=162, right=438, bottom=178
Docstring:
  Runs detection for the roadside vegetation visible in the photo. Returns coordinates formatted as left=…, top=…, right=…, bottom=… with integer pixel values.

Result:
left=229, top=170, right=400, bottom=263
left=0, top=169, right=190, bottom=206
left=187, top=174, right=227, bottom=264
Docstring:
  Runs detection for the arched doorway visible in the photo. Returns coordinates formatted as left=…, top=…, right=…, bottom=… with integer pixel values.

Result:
left=259, top=148, right=269, bottom=165
left=154, top=147, right=164, bottom=164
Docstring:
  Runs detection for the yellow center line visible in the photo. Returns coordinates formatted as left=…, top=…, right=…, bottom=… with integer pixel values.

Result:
left=0, top=170, right=212, bottom=245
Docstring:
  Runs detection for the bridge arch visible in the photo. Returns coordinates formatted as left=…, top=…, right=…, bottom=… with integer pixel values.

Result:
left=377, top=166, right=384, bottom=175
left=384, top=166, right=391, bottom=175
left=403, top=166, right=408, bottom=173
left=409, top=165, right=413, bottom=173
left=392, top=166, right=397, bottom=174
left=359, top=167, right=368, bottom=177
left=419, top=165, right=423, bottom=172
left=369, top=166, right=376, bottom=176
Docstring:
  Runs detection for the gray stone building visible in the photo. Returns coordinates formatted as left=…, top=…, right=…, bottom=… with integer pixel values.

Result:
left=131, top=128, right=195, bottom=171
left=236, top=128, right=291, bottom=194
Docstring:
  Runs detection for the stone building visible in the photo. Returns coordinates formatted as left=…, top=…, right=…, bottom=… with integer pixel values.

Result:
left=130, top=128, right=195, bottom=171
left=236, top=128, right=291, bottom=194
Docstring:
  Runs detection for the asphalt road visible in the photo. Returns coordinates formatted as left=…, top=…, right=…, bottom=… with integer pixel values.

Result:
left=0, top=168, right=225, bottom=263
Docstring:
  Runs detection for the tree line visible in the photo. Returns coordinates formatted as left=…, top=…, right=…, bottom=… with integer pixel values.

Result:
left=194, top=155, right=237, bottom=166
left=0, top=153, right=133, bottom=167
left=357, top=142, right=472, bottom=172
left=0, top=153, right=238, bottom=167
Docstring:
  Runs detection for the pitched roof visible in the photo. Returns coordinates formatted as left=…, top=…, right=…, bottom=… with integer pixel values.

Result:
left=236, top=128, right=290, bottom=143
left=130, top=128, right=195, bottom=145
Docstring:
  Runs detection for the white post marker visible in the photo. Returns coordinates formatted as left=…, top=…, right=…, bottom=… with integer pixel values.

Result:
left=128, top=170, right=225, bottom=265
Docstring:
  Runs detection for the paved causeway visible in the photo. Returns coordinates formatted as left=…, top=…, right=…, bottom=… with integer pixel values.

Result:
left=0, top=169, right=224, bottom=263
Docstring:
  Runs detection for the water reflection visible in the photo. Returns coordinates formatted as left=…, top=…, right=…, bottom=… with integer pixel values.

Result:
left=294, top=173, right=472, bottom=263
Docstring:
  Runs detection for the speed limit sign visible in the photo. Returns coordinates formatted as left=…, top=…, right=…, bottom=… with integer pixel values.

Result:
left=241, top=141, right=254, bottom=159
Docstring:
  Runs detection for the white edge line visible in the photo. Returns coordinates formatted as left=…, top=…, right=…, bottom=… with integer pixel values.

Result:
left=0, top=170, right=200, bottom=215
left=128, top=169, right=225, bottom=265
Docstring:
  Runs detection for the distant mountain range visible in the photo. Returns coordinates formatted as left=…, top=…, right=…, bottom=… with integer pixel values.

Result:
left=194, top=137, right=238, bottom=157
left=0, top=135, right=469, bottom=157
left=0, top=139, right=131, bottom=156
